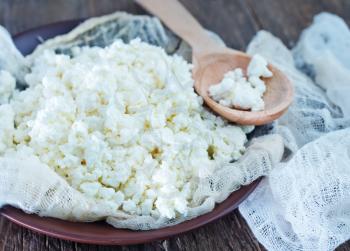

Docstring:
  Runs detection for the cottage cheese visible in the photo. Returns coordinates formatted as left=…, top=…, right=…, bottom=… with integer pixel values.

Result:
left=1, top=39, right=251, bottom=219
left=0, top=70, right=16, bottom=105
left=209, top=54, right=273, bottom=111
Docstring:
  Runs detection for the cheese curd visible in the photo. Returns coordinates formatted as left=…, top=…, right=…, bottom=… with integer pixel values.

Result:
left=0, top=70, right=16, bottom=105
left=209, top=54, right=273, bottom=111
left=1, top=39, right=251, bottom=219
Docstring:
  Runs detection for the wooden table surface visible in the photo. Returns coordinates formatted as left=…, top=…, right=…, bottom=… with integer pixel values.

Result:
left=1, top=0, right=350, bottom=250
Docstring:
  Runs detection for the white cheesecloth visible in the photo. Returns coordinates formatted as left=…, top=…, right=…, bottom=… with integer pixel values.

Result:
left=239, top=12, right=350, bottom=251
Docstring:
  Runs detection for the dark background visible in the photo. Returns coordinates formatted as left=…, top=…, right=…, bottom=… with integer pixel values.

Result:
left=1, top=0, right=350, bottom=250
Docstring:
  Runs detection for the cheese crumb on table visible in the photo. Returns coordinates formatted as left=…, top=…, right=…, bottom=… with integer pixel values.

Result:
left=209, top=54, right=273, bottom=111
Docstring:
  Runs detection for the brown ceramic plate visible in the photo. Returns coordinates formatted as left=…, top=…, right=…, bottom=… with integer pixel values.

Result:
left=0, top=20, right=260, bottom=245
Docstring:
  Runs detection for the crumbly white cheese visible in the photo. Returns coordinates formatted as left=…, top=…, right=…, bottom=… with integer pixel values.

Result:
left=0, top=70, right=16, bottom=105
left=0, top=104, right=14, bottom=154
left=209, top=54, right=273, bottom=111
left=1, top=39, right=251, bottom=219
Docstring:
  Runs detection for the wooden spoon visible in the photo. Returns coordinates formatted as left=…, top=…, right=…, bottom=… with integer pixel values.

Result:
left=136, top=0, right=293, bottom=125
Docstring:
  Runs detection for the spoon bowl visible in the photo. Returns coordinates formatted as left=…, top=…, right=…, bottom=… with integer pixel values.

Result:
left=193, top=49, right=293, bottom=125
left=137, top=0, right=294, bottom=125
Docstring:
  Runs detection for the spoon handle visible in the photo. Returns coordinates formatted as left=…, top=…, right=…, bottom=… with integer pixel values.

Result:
left=136, top=0, right=223, bottom=55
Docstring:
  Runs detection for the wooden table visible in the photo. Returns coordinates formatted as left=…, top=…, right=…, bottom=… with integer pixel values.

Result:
left=0, top=1, right=349, bottom=250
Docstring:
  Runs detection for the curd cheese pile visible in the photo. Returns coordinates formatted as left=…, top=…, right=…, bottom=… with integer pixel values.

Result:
left=209, top=54, right=273, bottom=111
left=0, top=39, right=252, bottom=219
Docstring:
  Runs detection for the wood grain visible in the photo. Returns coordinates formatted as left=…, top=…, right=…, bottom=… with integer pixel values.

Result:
left=0, top=0, right=350, bottom=250
left=245, top=0, right=350, bottom=47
